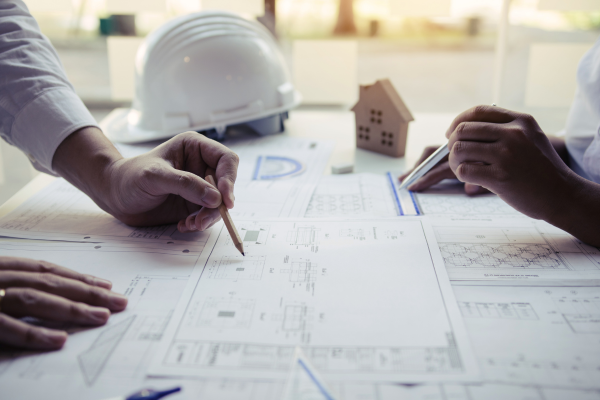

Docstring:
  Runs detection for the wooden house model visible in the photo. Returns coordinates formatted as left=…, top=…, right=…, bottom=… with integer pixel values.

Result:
left=351, top=79, right=414, bottom=157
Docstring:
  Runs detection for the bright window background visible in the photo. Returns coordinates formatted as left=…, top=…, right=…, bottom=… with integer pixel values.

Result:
left=2, top=0, right=600, bottom=203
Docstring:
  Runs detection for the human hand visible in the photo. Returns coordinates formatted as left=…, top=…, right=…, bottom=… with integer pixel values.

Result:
left=398, top=145, right=488, bottom=195
left=106, top=132, right=239, bottom=233
left=443, top=105, right=576, bottom=219
left=0, top=257, right=127, bottom=350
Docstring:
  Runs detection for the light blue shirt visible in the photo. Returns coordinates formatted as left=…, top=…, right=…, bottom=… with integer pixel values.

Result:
left=565, top=36, right=600, bottom=184
left=0, top=0, right=98, bottom=174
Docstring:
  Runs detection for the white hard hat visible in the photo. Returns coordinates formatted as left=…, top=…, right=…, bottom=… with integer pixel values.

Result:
left=102, top=11, right=301, bottom=143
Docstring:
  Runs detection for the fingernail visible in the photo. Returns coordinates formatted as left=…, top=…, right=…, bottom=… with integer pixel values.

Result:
left=94, top=278, right=112, bottom=289
left=42, top=329, right=67, bottom=347
left=189, top=221, right=197, bottom=230
left=109, top=293, right=128, bottom=309
left=202, top=188, right=221, bottom=207
left=89, top=307, right=110, bottom=323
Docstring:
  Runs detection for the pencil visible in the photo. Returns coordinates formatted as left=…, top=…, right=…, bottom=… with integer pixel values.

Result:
left=205, top=175, right=245, bottom=256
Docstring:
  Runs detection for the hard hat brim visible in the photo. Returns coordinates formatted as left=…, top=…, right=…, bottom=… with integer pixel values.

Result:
left=101, top=91, right=302, bottom=144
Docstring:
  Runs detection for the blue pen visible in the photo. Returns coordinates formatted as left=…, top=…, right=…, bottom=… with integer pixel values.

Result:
left=102, top=387, right=181, bottom=400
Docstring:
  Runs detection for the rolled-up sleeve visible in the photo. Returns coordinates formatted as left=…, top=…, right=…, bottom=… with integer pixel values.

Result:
left=0, top=0, right=98, bottom=175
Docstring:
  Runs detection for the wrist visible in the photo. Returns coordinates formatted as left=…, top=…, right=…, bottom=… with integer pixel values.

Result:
left=546, top=171, right=600, bottom=247
left=52, top=126, right=123, bottom=213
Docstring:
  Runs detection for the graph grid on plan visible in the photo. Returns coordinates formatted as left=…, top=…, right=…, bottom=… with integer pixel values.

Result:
left=440, top=243, right=564, bottom=269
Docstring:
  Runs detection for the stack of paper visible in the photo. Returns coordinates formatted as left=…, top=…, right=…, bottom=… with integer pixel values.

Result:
left=1, top=136, right=599, bottom=400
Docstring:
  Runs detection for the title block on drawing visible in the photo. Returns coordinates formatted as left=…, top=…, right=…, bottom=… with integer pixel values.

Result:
left=24, top=0, right=72, bottom=13
left=525, top=43, right=592, bottom=108
left=389, top=0, right=451, bottom=17
left=293, top=40, right=358, bottom=105
left=106, top=0, right=167, bottom=14
left=107, top=37, right=144, bottom=101
left=201, top=0, right=264, bottom=16
left=538, top=0, right=600, bottom=10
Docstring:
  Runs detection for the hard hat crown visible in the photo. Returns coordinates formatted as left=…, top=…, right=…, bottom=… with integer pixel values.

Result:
left=104, top=11, right=300, bottom=143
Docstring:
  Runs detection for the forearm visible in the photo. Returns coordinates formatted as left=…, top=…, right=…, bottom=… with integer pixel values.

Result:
left=548, top=174, right=600, bottom=247
left=52, top=127, right=123, bottom=213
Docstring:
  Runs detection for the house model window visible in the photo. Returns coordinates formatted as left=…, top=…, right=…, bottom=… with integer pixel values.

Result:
left=351, top=79, right=414, bottom=158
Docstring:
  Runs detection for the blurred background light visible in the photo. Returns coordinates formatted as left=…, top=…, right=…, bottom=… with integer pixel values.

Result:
left=5, top=0, right=600, bottom=204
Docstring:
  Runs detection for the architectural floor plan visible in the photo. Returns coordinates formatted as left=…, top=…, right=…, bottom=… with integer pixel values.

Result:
left=149, top=218, right=478, bottom=382
left=453, top=285, right=600, bottom=390
left=0, top=179, right=210, bottom=251
left=432, top=219, right=600, bottom=282
left=306, top=173, right=420, bottom=218
left=0, top=235, right=217, bottom=400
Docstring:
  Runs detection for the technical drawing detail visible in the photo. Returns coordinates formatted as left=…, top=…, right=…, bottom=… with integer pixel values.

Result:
left=194, top=298, right=255, bottom=329
left=340, top=228, right=371, bottom=241
left=207, top=255, right=266, bottom=281
left=418, top=194, right=521, bottom=216
left=281, top=260, right=317, bottom=283
left=287, top=226, right=321, bottom=251
left=554, top=296, right=600, bottom=334
left=231, top=224, right=270, bottom=246
left=459, top=302, right=538, bottom=320
left=78, top=316, right=136, bottom=386
left=440, top=243, right=564, bottom=269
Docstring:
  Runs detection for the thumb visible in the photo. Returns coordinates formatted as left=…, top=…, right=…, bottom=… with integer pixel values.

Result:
left=464, top=183, right=489, bottom=196
left=148, top=164, right=222, bottom=208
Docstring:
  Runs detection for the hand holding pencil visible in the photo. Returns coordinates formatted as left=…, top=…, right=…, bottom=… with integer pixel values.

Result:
left=205, top=175, right=245, bottom=256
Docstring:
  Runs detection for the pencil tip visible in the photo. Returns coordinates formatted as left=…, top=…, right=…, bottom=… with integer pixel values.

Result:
left=242, top=252, right=245, bottom=256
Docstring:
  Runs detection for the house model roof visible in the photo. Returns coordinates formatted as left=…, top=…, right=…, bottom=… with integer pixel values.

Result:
left=351, top=79, right=414, bottom=122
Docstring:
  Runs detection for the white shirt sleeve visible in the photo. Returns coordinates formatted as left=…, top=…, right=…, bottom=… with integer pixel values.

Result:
left=565, top=35, right=600, bottom=184
left=583, top=135, right=600, bottom=183
left=0, top=0, right=99, bottom=175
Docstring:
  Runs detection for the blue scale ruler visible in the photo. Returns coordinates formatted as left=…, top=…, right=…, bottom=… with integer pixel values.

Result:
left=386, top=172, right=421, bottom=216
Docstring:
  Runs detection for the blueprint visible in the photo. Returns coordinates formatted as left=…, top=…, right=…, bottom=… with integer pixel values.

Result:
left=453, top=285, right=600, bottom=390
left=0, top=137, right=332, bottom=243
left=305, top=173, right=419, bottom=218
left=0, top=234, right=217, bottom=400
left=1, top=239, right=600, bottom=398
left=0, top=136, right=332, bottom=244
left=431, top=218, right=600, bottom=282
left=411, top=182, right=526, bottom=220
left=0, top=179, right=211, bottom=250
left=118, top=135, right=334, bottom=218
left=227, top=136, right=334, bottom=218
left=149, top=218, right=478, bottom=382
